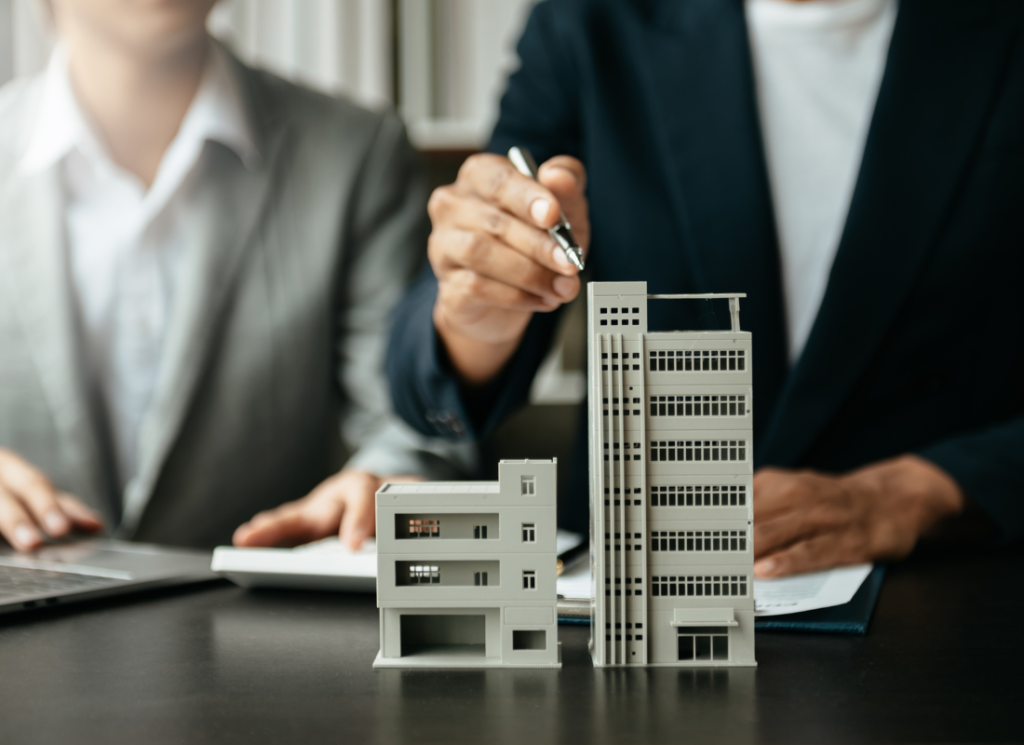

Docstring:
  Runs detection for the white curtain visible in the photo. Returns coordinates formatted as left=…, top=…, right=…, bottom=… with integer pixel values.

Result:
left=1, top=0, right=537, bottom=150
left=2, top=0, right=393, bottom=108
left=208, top=0, right=393, bottom=109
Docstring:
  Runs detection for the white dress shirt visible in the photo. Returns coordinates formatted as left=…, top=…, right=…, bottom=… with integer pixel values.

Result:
left=22, top=42, right=257, bottom=493
left=746, top=0, right=897, bottom=362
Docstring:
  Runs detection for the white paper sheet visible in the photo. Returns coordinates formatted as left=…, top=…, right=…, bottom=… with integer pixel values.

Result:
left=555, top=561, right=873, bottom=617
left=555, top=562, right=593, bottom=600
left=752, top=563, right=872, bottom=616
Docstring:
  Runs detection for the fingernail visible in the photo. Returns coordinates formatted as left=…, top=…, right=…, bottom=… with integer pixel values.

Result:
left=549, top=165, right=578, bottom=186
left=530, top=198, right=551, bottom=225
left=553, top=276, right=576, bottom=299
left=44, top=511, right=69, bottom=535
left=14, top=524, right=40, bottom=548
left=552, top=245, right=572, bottom=269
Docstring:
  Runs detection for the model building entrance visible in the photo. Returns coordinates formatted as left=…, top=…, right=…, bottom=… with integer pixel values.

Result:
left=400, top=614, right=486, bottom=658
left=677, top=626, right=730, bottom=662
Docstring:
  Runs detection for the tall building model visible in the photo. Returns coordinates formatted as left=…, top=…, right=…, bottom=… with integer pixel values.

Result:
left=588, top=282, right=756, bottom=667
left=373, top=459, right=561, bottom=668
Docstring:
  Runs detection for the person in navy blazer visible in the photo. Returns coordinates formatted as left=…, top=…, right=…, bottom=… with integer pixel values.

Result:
left=388, top=0, right=1024, bottom=577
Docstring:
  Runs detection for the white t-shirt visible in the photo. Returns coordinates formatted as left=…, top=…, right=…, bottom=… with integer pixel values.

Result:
left=745, top=0, right=897, bottom=362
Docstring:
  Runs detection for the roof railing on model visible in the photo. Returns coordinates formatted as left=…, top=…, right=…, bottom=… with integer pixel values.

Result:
left=646, top=293, right=746, bottom=332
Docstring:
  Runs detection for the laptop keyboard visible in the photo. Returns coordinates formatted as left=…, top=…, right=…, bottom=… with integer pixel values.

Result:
left=0, top=565, right=118, bottom=599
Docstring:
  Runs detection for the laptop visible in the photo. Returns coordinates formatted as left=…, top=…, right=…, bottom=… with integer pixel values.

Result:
left=0, top=539, right=217, bottom=616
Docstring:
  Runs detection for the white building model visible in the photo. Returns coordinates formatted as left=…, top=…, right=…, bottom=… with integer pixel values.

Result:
left=373, top=459, right=561, bottom=668
left=588, top=281, right=756, bottom=667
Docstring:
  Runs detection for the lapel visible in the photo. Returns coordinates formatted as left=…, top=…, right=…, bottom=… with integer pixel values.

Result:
left=0, top=166, right=113, bottom=517
left=630, top=0, right=789, bottom=439
left=118, top=63, right=291, bottom=534
left=759, top=0, right=1017, bottom=465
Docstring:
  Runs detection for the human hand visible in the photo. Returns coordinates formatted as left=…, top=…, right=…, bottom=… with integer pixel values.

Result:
left=752, top=455, right=966, bottom=578
left=232, top=470, right=423, bottom=550
left=0, top=448, right=104, bottom=552
left=427, top=153, right=590, bottom=384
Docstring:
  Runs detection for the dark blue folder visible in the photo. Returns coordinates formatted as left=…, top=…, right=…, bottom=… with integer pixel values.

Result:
left=753, top=566, right=886, bottom=635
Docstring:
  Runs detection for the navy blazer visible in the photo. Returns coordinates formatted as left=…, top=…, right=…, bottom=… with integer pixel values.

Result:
left=389, top=0, right=1024, bottom=538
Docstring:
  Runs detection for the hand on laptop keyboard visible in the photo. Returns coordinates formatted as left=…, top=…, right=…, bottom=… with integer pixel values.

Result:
left=0, top=449, right=104, bottom=552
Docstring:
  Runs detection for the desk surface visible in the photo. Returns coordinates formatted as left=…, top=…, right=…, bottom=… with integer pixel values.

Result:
left=1, top=550, right=1021, bottom=745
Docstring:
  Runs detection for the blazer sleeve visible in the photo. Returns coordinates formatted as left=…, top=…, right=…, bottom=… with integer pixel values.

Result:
left=336, top=110, right=476, bottom=479
left=917, top=417, right=1024, bottom=543
left=387, top=0, right=584, bottom=442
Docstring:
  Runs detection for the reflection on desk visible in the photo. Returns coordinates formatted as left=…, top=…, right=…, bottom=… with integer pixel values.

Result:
left=0, top=549, right=1020, bottom=744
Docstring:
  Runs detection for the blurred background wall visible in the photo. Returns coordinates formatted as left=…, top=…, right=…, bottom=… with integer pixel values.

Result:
left=0, top=0, right=535, bottom=149
left=0, top=0, right=585, bottom=485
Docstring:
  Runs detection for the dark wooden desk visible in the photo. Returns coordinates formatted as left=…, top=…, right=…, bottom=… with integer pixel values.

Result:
left=1, top=550, right=1021, bottom=744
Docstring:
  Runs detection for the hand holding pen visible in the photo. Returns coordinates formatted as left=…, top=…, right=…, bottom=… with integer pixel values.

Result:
left=427, top=149, right=590, bottom=386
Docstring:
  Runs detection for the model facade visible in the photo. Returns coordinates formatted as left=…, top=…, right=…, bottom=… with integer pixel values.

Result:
left=373, top=459, right=561, bottom=668
left=588, top=281, right=756, bottom=667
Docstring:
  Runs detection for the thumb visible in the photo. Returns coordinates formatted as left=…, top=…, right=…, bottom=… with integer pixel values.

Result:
left=538, top=156, right=589, bottom=253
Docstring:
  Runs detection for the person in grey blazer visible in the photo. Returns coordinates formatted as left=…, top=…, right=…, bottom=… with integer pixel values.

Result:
left=0, top=0, right=473, bottom=551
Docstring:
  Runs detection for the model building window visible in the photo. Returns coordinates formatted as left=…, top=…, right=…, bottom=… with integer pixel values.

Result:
left=522, top=570, right=537, bottom=590
left=649, top=349, right=746, bottom=372
left=649, top=395, right=747, bottom=417
left=678, top=627, right=729, bottom=662
left=650, top=530, right=748, bottom=553
left=650, top=484, right=747, bottom=507
left=473, top=525, right=488, bottom=539
left=409, top=519, right=440, bottom=537
left=602, top=576, right=644, bottom=597
left=522, top=523, right=536, bottom=543
left=651, top=575, right=748, bottom=597
left=521, top=476, right=536, bottom=496
left=409, top=565, right=440, bottom=584
left=604, top=532, right=643, bottom=553
left=650, top=440, right=747, bottom=462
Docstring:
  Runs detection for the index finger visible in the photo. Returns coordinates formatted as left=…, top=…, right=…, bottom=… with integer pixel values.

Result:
left=0, top=450, right=70, bottom=537
left=458, top=153, right=564, bottom=231
left=233, top=504, right=324, bottom=548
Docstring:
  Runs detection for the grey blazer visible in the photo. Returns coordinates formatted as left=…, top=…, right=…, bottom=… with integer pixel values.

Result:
left=0, top=51, right=473, bottom=548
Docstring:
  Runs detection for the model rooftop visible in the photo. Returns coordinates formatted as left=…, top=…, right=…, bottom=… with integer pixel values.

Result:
left=378, top=483, right=500, bottom=494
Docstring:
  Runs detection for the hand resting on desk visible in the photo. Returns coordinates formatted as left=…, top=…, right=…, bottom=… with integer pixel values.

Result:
left=232, top=470, right=422, bottom=551
left=0, top=448, right=104, bottom=551
left=753, top=455, right=966, bottom=578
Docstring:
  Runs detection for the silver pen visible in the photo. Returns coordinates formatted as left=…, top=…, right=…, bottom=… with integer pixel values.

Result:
left=507, top=146, right=586, bottom=271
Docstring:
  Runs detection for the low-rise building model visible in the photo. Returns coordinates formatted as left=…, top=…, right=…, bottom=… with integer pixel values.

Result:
left=374, top=459, right=561, bottom=668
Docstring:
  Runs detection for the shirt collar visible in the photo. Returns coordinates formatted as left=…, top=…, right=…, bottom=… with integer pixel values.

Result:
left=20, top=40, right=259, bottom=175
left=20, top=44, right=92, bottom=173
